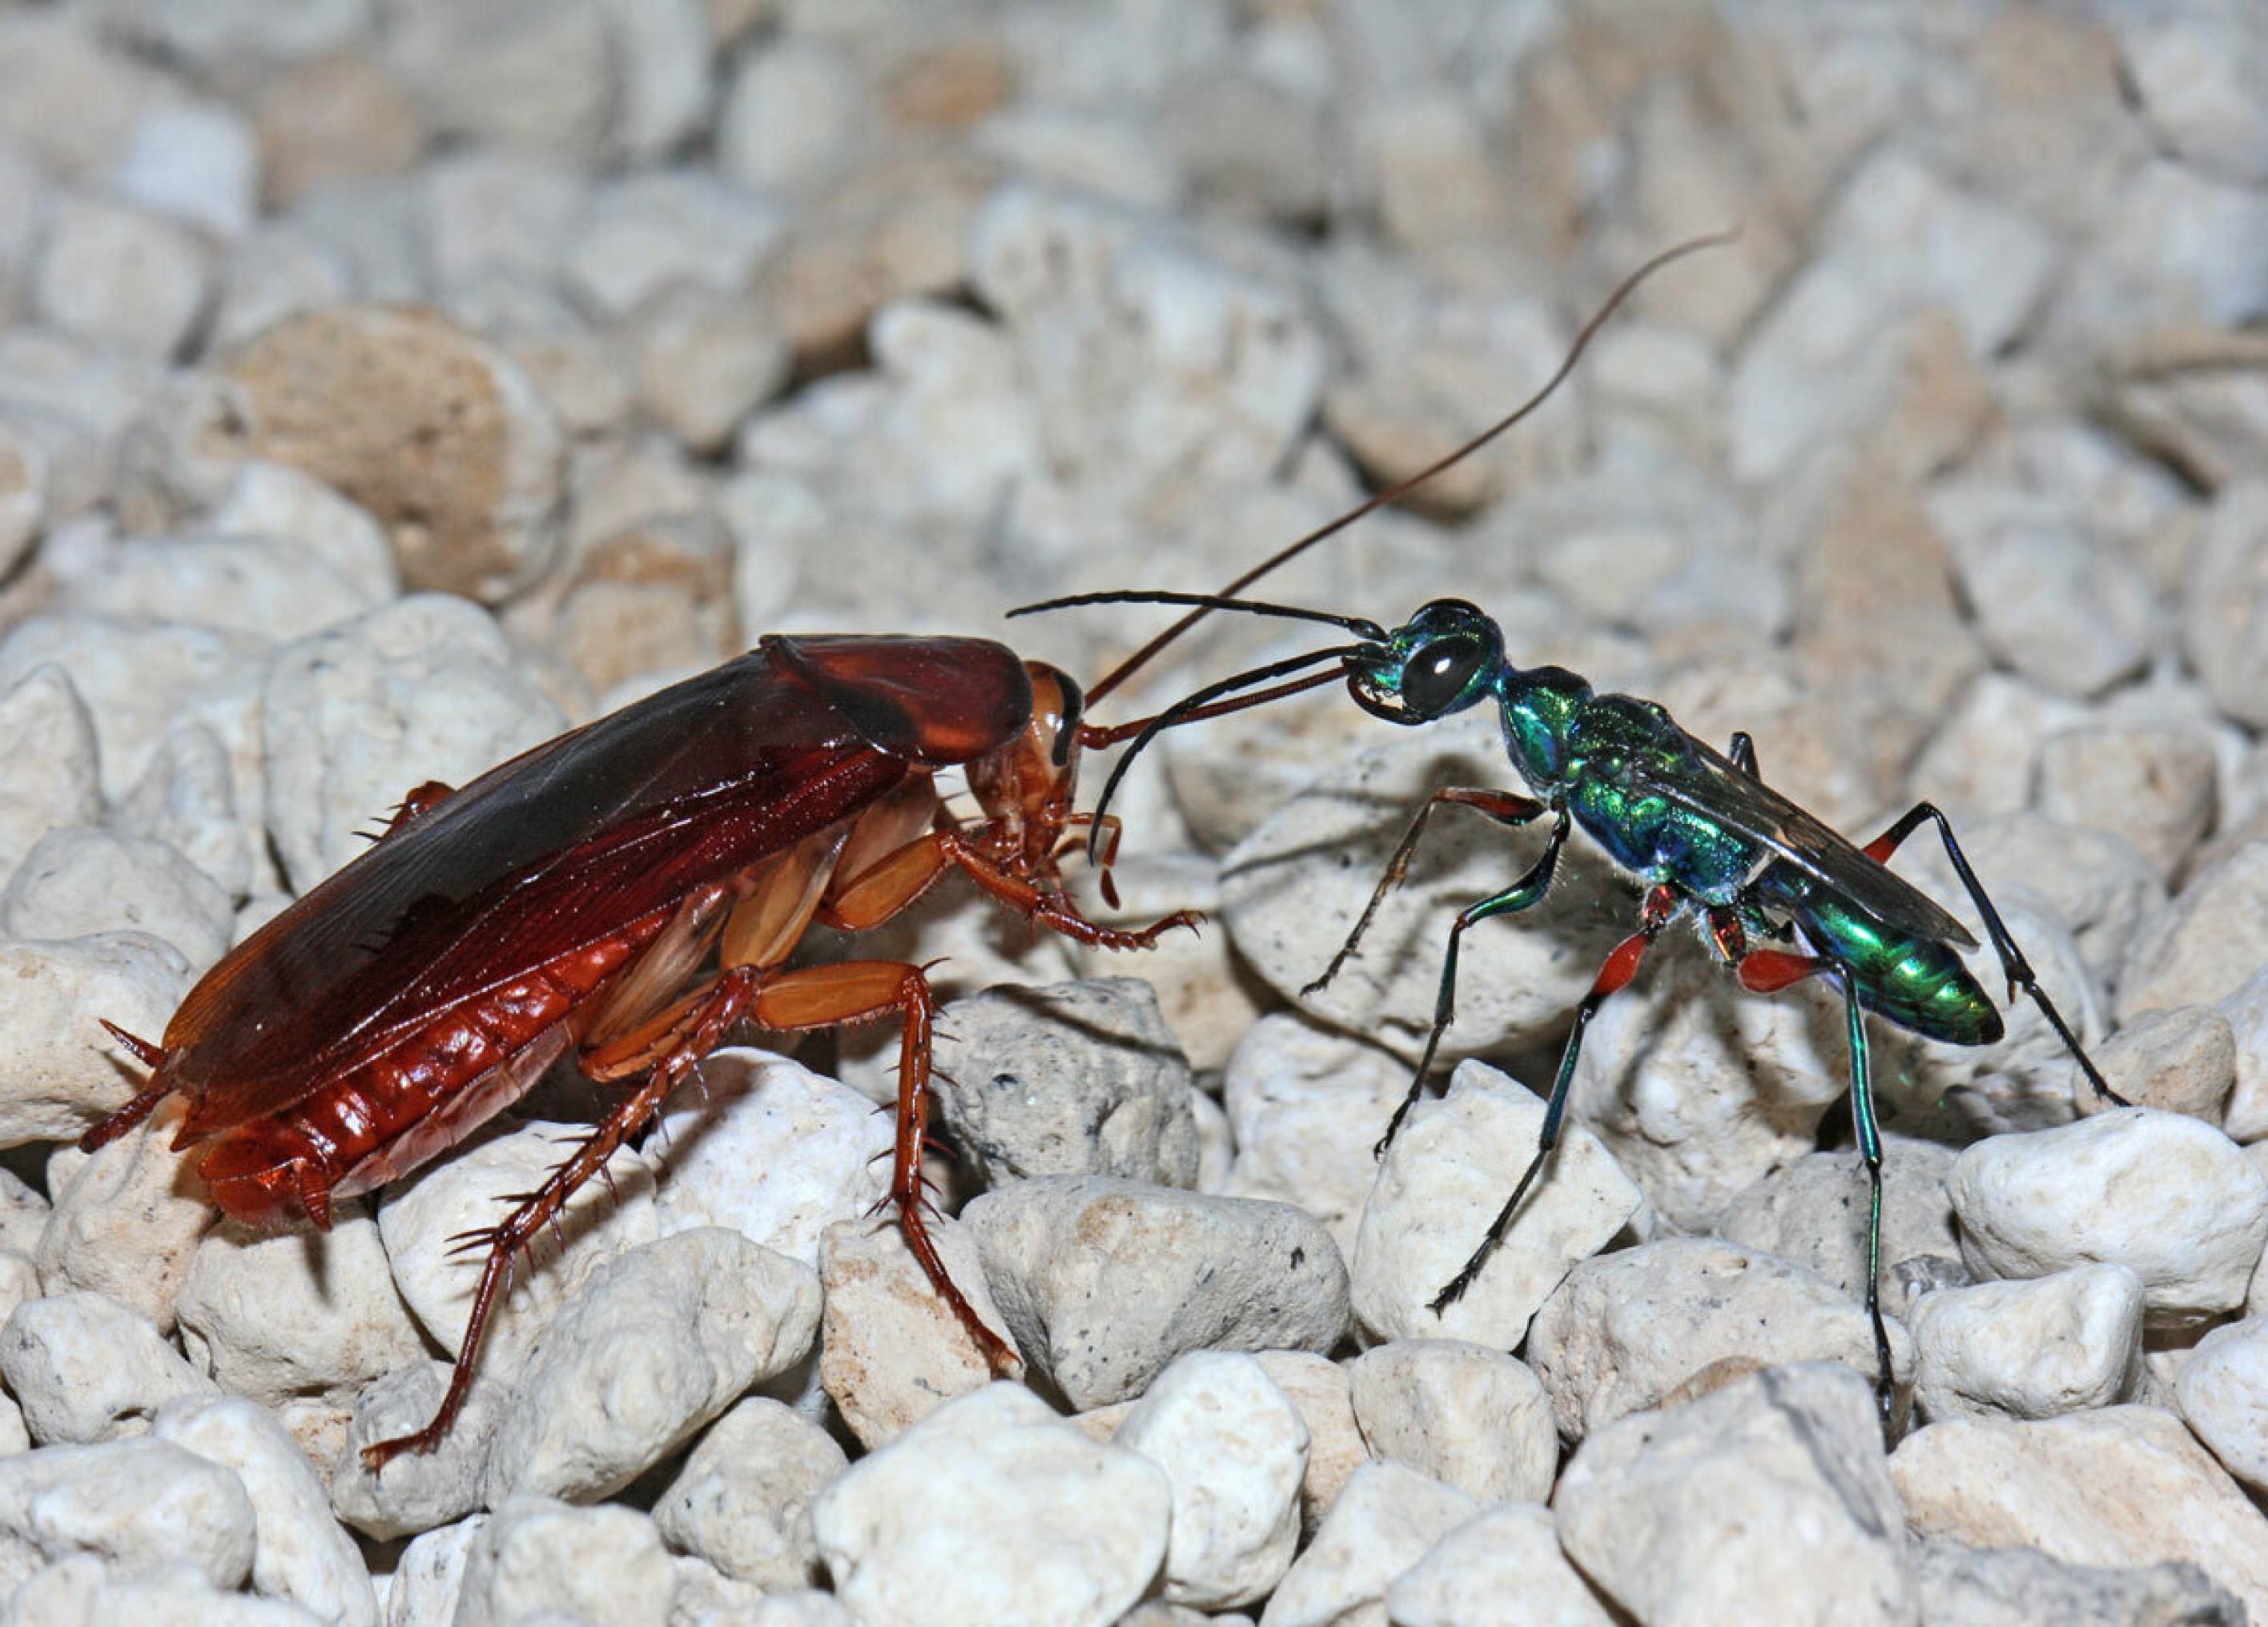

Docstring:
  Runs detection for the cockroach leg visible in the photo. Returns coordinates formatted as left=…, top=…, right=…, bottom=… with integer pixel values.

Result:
left=384, top=781, right=456, bottom=838
left=362, top=968, right=766, bottom=1469
left=751, top=959, right=1019, bottom=1376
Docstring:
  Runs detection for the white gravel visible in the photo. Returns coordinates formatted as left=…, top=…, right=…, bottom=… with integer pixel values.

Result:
left=0, top=2, right=2260, bottom=1621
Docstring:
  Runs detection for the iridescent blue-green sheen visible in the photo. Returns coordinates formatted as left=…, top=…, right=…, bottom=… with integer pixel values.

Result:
left=1494, top=658, right=2000, bottom=1049
left=1750, top=866, right=2003, bottom=1046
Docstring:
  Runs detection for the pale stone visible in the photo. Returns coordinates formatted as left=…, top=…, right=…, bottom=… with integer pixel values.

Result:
left=1556, top=1364, right=1915, bottom=1626
left=1908, top=1264, right=2145, bottom=1422
left=1351, top=1062, right=1641, bottom=1349
left=812, top=1383, right=1169, bottom=1627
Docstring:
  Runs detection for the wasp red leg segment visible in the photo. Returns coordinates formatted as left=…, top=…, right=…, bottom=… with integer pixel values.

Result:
left=1303, top=786, right=1550, bottom=1000
left=1861, top=801, right=2125, bottom=1107
left=1375, top=809, right=1572, bottom=1158
left=1429, top=885, right=1677, bottom=1314
left=751, top=960, right=1017, bottom=1375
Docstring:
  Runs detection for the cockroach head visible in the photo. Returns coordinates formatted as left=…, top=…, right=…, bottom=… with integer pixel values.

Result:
left=1345, top=600, right=1505, bottom=725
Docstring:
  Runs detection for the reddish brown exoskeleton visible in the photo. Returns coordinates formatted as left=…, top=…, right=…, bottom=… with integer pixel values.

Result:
left=85, top=633, right=1196, bottom=1467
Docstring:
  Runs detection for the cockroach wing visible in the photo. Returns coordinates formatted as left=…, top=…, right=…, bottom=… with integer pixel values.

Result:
left=161, top=637, right=1031, bottom=1136
left=1627, top=737, right=1980, bottom=950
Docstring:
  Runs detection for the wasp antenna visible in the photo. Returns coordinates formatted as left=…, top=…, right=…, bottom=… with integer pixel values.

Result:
left=1012, top=590, right=1388, bottom=644
left=1080, top=229, right=1737, bottom=704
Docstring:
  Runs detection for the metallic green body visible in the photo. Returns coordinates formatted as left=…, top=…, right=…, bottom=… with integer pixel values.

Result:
left=1347, top=606, right=2004, bottom=1051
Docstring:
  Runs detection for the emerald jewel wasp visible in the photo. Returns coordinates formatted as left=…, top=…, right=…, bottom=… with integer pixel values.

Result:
left=1016, top=235, right=2124, bottom=1419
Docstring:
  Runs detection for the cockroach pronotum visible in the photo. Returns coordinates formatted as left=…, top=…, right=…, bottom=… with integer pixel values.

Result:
left=85, top=635, right=1201, bottom=1467
left=1017, top=232, right=2126, bottom=1424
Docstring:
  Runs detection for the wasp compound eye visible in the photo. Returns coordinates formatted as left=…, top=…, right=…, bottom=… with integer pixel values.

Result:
left=1401, top=637, right=1486, bottom=717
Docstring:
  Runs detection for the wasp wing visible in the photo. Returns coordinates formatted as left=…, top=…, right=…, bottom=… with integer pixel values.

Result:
left=1627, top=737, right=1978, bottom=950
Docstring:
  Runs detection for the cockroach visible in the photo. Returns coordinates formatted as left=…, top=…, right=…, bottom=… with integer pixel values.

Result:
left=85, top=635, right=1199, bottom=1466
left=1018, top=234, right=2126, bottom=1421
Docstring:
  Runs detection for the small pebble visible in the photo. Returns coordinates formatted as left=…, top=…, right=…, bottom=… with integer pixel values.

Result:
left=2175, top=1315, right=2268, bottom=1495
left=1351, top=1061, right=1642, bottom=1348
left=1716, top=1136, right=1961, bottom=1300
left=376, top=1117, right=659, bottom=1388
left=207, top=460, right=400, bottom=602
left=0, top=1435, right=255, bottom=1591
left=115, top=722, right=255, bottom=902
left=381, top=1516, right=485, bottom=1627
left=452, top=1495, right=675, bottom=1627
left=221, top=305, right=566, bottom=601
left=812, top=1382, right=1169, bottom=1627
left=0, top=613, right=270, bottom=806
left=817, top=1214, right=1011, bottom=1448
left=1346, top=1339, right=1555, bottom=1504
left=2081, top=1003, right=2238, bottom=1122
left=966, top=1175, right=1349, bottom=1409
left=1892, top=1406, right=2268, bottom=1620
left=931, top=978, right=1199, bottom=1188
left=1948, top=1108, right=2268, bottom=1329
left=652, top=1396, right=845, bottom=1590
left=37, top=1093, right=211, bottom=1332
left=33, top=193, right=212, bottom=361
left=1526, top=1239, right=1911, bottom=1443
left=0, top=1289, right=216, bottom=1444
left=1257, top=1460, right=1475, bottom=1627
left=2, top=826, right=233, bottom=973
left=1907, top=1263, right=2145, bottom=1422
left=650, top=1050, right=890, bottom=1267
left=1065, top=854, right=1265, bottom=1071
left=154, top=1396, right=376, bottom=1627
left=175, top=1211, right=427, bottom=1410
left=4, top=1554, right=324, bottom=1625
left=2120, top=840, right=2268, bottom=1021
left=0, top=665, right=100, bottom=883
left=331, top=1360, right=504, bottom=1541
left=1556, top=1363, right=1914, bottom=1626
left=481, top=1227, right=820, bottom=1504
left=0, top=932, right=189, bottom=1147
left=1251, top=1351, right=1369, bottom=1540
left=259, top=594, right=565, bottom=891
left=1220, top=1014, right=1411, bottom=1255
left=1385, top=1502, right=1616, bottom=1627
left=1912, top=1537, right=2244, bottom=1627
left=1114, top=1350, right=1307, bottom=1610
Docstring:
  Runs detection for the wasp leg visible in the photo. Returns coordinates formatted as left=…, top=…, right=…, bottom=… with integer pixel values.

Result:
left=1864, top=801, right=2125, bottom=1107
left=360, top=965, right=764, bottom=1470
left=1302, top=787, right=1550, bottom=998
left=1735, top=948, right=1899, bottom=1430
left=1377, top=808, right=1571, bottom=1158
left=751, top=960, right=1018, bottom=1376
left=1430, top=884, right=1676, bottom=1312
